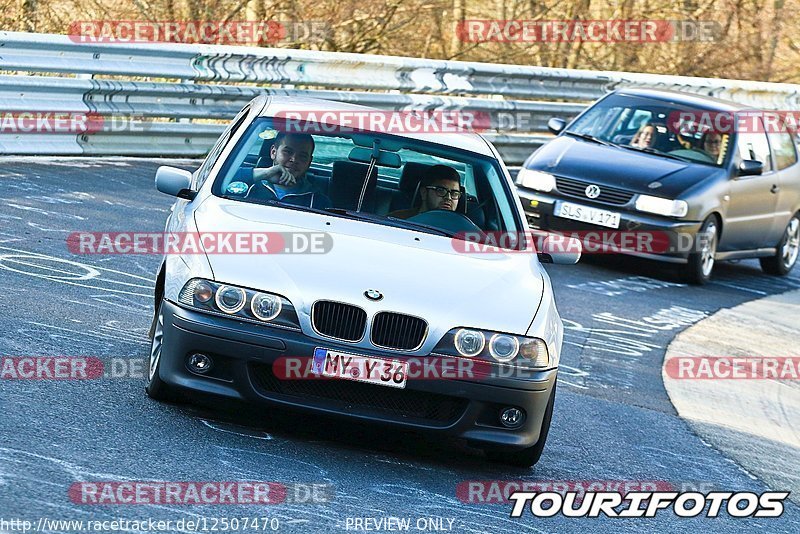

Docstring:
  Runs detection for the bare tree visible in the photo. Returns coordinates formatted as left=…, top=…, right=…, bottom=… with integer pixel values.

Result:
left=9, top=0, right=800, bottom=82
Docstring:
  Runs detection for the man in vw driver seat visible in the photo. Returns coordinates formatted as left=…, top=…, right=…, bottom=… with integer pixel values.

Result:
left=245, top=132, right=333, bottom=209
left=388, top=164, right=462, bottom=219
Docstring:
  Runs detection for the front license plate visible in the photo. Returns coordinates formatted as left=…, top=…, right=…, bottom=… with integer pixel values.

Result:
left=554, top=201, right=621, bottom=229
left=312, top=348, right=408, bottom=389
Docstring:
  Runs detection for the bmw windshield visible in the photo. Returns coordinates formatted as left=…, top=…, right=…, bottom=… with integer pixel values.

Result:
left=211, top=117, right=525, bottom=240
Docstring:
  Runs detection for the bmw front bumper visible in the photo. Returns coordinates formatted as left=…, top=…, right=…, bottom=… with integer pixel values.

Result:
left=157, top=300, right=557, bottom=450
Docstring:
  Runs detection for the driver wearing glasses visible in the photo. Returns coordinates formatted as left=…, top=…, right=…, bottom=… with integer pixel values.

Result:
left=389, top=164, right=462, bottom=219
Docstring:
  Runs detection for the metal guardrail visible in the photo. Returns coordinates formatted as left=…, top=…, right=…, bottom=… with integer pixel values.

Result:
left=1, top=31, right=799, bottom=163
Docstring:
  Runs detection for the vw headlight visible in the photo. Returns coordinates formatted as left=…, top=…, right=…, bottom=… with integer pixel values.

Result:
left=635, top=195, right=688, bottom=217
left=517, top=168, right=556, bottom=192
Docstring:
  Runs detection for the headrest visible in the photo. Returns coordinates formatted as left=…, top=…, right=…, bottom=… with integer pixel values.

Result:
left=259, top=140, right=274, bottom=158
left=399, top=162, right=432, bottom=194
left=330, top=161, right=376, bottom=211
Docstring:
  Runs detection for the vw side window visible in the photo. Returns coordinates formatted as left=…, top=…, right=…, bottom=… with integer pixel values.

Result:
left=736, top=124, right=773, bottom=173
left=766, top=122, right=798, bottom=171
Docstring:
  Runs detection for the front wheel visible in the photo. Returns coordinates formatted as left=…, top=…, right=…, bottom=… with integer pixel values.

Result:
left=760, top=214, right=800, bottom=276
left=684, top=217, right=719, bottom=285
left=485, top=383, right=556, bottom=468
left=145, top=300, right=174, bottom=401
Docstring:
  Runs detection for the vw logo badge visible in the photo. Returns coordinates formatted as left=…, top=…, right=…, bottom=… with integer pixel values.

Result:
left=364, top=289, right=383, bottom=301
left=585, top=185, right=601, bottom=199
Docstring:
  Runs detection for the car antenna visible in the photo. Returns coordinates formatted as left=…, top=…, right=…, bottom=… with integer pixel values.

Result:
left=356, top=140, right=379, bottom=212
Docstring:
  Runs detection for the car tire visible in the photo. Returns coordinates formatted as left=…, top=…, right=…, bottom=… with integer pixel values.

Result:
left=145, top=300, right=175, bottom=401
left=684, top=216, right=719, bottom=285
left=760, top=213, right=800, bottom=276
left=485, top=382, right=556, bottom=468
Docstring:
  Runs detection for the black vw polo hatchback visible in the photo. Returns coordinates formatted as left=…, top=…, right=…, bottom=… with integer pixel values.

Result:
left=516, top=88, right=800, bottom=284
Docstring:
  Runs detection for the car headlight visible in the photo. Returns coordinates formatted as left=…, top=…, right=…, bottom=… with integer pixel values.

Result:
left=251, top=293, right=282, bottom=321
left=454, top=329, right=485, bottom=357
left=518, top=338, right=550, bottom=368
left=635, top=195, right=689, bottom=217
left=193, top=280, right=213, bottom=303
left=488, top=334, right=519, bottom=362
left=216, top=285, right=246, bottom=314
left=517, top=168, right=556, bottom=192
left=178, top=278, right=300, bottom=329
left=433, top=328, right=551, bottom=369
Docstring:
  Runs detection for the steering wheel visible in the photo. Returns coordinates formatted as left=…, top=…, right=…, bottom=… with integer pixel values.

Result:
left=408, top=209, right=484, bottom=234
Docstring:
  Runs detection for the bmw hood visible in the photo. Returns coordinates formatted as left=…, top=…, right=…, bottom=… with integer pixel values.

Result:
left=192, top=198, right=545, bottom=340
left=528, top=136, right=720, bottom=196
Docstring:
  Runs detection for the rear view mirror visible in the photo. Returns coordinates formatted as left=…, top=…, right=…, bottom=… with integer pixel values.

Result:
left=155, top=166, right=196, bottom=200
left=348, top=147, right=402, bottom=168
left=547, top=118, right=567, bottom=135
left=537, top=235, right=582, bottom=265
left=737, top=159, right=763, bottom=177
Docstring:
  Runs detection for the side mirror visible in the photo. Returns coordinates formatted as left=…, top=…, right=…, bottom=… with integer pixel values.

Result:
left=155, top=166, right=196, bottom=200
left=547, top=117, right=567, bottom=135
left=737, top=159, right=763, bottom=177
left=537, top=235, right=582, bottom=265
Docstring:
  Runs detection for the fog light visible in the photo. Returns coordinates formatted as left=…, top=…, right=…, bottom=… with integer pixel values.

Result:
left=500, top=407, right=525, bottom=429
left=188, top=353, right=213, bottom=374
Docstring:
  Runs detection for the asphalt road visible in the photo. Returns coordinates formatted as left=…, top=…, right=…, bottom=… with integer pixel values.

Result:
left=1, top=158, right=799, bottom=533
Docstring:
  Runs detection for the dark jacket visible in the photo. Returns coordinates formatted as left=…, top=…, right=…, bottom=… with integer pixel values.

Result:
left=245, top=173, right=333, bottom=210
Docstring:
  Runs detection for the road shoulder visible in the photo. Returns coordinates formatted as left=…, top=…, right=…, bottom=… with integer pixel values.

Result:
left=663, top=289, right=800, bottom=504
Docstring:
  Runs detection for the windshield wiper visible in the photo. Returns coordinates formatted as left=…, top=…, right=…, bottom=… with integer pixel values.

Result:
left=219, top=200, right=454, bottom=237
left=384, top=217, right=454, bottom=237
left=225, top=195, right=333, bottom=216
left=619, top=145, right=691, bottom=162
left=564, top=131, right=614, bottom=146
left=323, top=209, right=453, bottom=237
